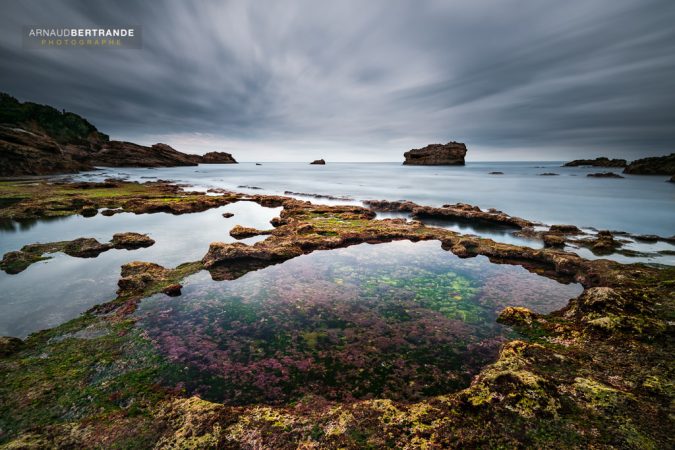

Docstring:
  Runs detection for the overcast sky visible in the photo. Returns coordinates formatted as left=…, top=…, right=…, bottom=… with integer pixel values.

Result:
left=1, top=0, right=674, bottom=161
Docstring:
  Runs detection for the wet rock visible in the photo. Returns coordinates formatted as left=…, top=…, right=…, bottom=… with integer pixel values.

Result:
left=587, top=172, right=624, bottom=178
left=162, top=284, right=183, bottom=297
left=539, top=172, right=559, bottom=176
left=284, top=191, right=352, bottom=201
left=0, top=336, right=24, bottom=357
left=634, top=234, right=659, bottom=243
left=310, top=159, right=326, bottom=165
left=543, top=233, right=565, bottom=248
left=229, top=225, right=272, bottom=239
left=364, top=200, right=533, bottom=229
left=591, top=231, right=619, bottom=254
left=549, top=224, right=581, bottom=234
left=222, top=212, right=234, bottom=218
left=489, top=171, right=504, bottom=175
left=63, top=238, right=112, bottom=258
left=111, top=232, right=155, bottom=250
left=563, top=157, right=627, bottom=168
left=79, top=206, right=98, bottom=217
left=403, top=141, right=467, bottom=165
left=0, top=250, right=45, bottom=274
left=497, top=306, right=538, bottom=327
left=117, top=262, right=171, bottom=296
left=202, top=242, right=304, bottom=268
left=101, top=209, right=119, bottom=216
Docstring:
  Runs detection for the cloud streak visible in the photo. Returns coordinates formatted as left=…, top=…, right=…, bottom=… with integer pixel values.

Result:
left=1, top=0, right=674, bottom=160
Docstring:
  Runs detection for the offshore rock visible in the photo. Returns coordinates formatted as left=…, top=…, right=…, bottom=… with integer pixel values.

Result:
left=587, top=172, right=624, bottom=178
left=623, top=153, right=675, bottom=175
left=403, top=141, right=467, bottom=165
left=199, top=151, right=237, bottom=164
left=310, top=159, right=326, bottom=165
left=563, top=157, right=627, bottom=168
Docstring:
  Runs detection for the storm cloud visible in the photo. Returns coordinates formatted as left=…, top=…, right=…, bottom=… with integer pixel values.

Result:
left=1, top=0, right=674, bottom=161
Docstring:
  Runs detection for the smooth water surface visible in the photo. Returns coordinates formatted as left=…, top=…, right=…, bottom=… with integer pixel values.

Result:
left=0, top=202, right=280, bottom=337
left=76, top=162, right=675, bottom=236
left=136, top=240, right=583, bottom=404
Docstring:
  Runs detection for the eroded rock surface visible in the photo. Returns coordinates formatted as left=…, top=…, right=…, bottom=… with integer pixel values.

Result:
left=403, top=141, right=467, bottom=165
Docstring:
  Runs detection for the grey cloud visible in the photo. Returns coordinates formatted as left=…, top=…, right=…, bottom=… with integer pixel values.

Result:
left=1, top=0, right=674, bottom=160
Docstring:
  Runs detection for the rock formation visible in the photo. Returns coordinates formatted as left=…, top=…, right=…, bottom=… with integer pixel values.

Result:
left=403, top=142, right=467, bottom=165
left=623, top=153, right=675, bottom=175
left=199, top=151, right=237, bottom=164
left=310, top=159, right=326, bottom=165
left=0, top=93, right=235, bottom=176
left=587, top=172, right=624, bottom=178
left=563, top=157, right=627, bottom=167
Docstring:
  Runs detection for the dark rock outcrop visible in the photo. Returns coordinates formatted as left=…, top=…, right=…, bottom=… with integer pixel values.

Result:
left=229, top=225, right=272, bottom=239
left=310, top=159, right=326, bottom=165
left=90, top=141, right=198, bottom=168
left=563, top=157, right=627, bottom=168
left=543, top=233, right=566, bottom=248
left=623, top=153, right=675, bottom=175
left=111, top=232, right=155, bottom=250
left=0, top=336, right=23, bottom=357
left=0, top=93, right=214, bottom=176
left=403, top=142, right=467, bottom=165
left=199, top=152, right=237, bottom=164
left=587, top=172, right=624, bottom=178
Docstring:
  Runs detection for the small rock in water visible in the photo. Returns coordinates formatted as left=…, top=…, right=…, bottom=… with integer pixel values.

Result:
left=489, top=171, right=504, bottom=175
left=587, top=172, right=624, bottom=178
left=162, top=284, right=183, bottom=297
left=222, top=212, right=234, bottom=218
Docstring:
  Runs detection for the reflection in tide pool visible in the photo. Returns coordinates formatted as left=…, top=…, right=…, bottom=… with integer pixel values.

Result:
left=136, top=240, right=583, bottom=404
left=0, top=202, right=280, bottom=337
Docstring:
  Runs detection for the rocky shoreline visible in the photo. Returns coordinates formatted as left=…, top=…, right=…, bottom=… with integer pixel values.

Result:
left=0, top=179, right=672, bottom=448
left=0, top=93, right=238, bottom=176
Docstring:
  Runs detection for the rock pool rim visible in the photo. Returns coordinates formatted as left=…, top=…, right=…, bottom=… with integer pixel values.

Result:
left=0, top=179, right=671, bottom=448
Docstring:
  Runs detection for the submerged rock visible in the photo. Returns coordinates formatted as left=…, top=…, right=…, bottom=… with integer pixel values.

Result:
left=162, top=284, right=183, bottom=297
left=497, top=306, right=539, bottom=327
left=539, top=172, right=559, bottom=176
left=222, top=212, right=234, bottom=218
left=403, top=141, right=467, bottom=165
left=563, top=157, right=627, bottom=168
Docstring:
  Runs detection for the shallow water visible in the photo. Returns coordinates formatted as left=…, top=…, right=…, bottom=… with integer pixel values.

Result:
left=75, top=161, right=675, bottom=236
left=0, top=202, right=280, bottom=337
left=136, top=240, right=583, bottom=404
